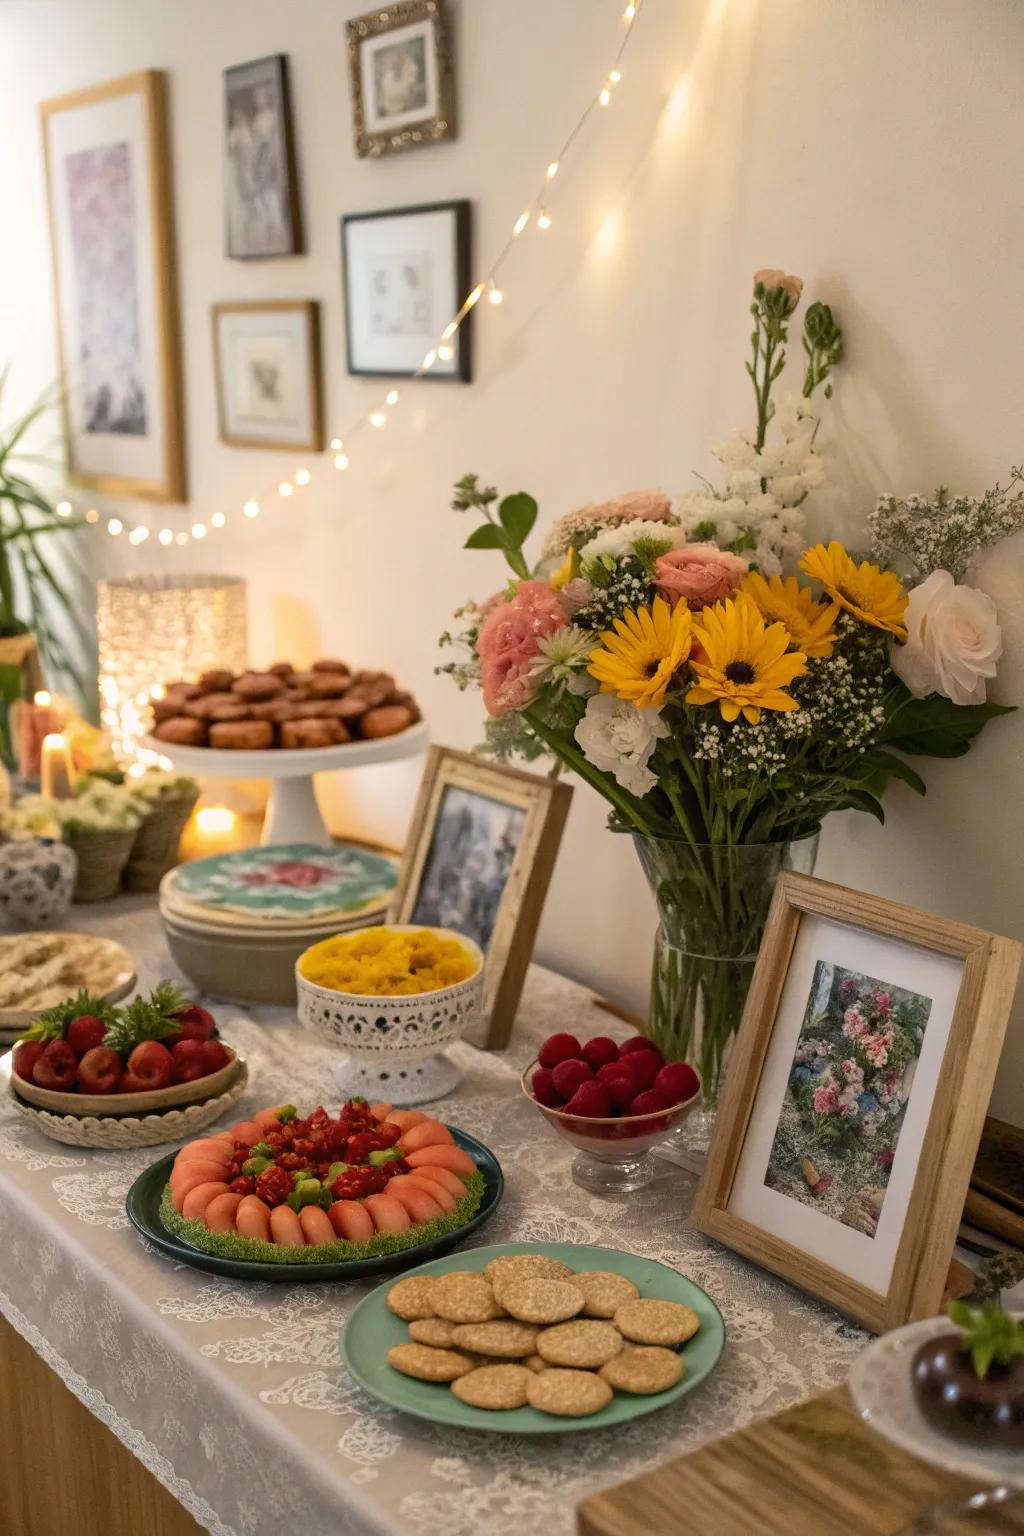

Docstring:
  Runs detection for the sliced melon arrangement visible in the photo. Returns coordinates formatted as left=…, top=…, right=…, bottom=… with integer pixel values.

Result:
left=160, top=1099, right=485, bottom=1264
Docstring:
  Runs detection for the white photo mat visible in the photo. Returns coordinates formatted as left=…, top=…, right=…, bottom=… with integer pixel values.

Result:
left=360, top=19, right=440, bottom=134
left=214, top=306, right=317, bottom=447
left=342, top=205, right=465, bottom=377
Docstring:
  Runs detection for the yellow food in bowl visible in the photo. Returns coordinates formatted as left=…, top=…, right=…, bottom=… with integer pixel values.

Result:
left=299, top=927, right=478, bottom=996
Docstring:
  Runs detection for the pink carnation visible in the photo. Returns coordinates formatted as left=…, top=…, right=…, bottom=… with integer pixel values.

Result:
left=842, top=1007, right=868, bottom=1039
left=873, top=991, right=891, bottom=1014
left=862, top=1032, right=890, bottom=1068
left=813, top=1081, right=839, bottom=1115
left=476, top=580, right=568, bottom=717
left=605, top=489, right=674, bottom=523
left=654, top=544, right=749, bottom=609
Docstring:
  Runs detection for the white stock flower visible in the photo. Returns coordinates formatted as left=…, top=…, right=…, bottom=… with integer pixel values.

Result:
left=892, top=570, right=1002, bottom=704
left=574, top=692, right=669, bottom=797
left=579, top=519, right=686, bottom=562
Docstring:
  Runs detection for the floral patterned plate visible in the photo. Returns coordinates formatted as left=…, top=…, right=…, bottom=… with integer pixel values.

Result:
left=164, top=843, right=398, bottom=924
left=125, top=1127, right=503, bottom=1282
left=341, top=1241, right=725, bottom=1434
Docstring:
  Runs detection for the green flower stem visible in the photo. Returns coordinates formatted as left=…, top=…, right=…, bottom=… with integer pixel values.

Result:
left=522, top=706, right=661, bottom=835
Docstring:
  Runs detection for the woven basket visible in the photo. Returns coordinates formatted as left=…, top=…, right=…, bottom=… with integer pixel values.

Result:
left=123, top=788, right=199, bottom=893
left=66, top=824, right=138, bottom=902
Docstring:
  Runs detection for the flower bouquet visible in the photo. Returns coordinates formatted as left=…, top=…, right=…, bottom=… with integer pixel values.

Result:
left=440, top=270, right=1015, bottom=1150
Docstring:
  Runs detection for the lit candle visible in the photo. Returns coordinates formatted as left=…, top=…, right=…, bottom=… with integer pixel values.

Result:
left=180, top=804, right=249, bottom=860
left=15, top=691, right=60, bottom=779
left=40, top=732, right=75, bottom=800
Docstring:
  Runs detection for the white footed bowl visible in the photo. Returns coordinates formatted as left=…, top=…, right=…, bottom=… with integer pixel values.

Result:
left=295, top=926, right=484, bottom=1106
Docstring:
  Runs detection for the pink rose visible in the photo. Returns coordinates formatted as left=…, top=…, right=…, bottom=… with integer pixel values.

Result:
left=862, top=1033, right=889, bottom=1068
left=842, top=1007, right=867, bottom=1039
left=873, top=991, right=891, bottom=1013
left=813, top=1082, right=839, bottom=1115
left=654, top=544, right=749, bottom=609
left=476, top=580, right=568, bottom=717
left=604, top=489, right=673, bottom=524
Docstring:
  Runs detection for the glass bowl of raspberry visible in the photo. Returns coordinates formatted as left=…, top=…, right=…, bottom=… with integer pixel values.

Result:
left=520, top=1035, right=701, bottom=1194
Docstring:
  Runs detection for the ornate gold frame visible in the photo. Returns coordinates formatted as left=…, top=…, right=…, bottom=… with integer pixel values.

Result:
left=346, top=0, right=456, bottom=158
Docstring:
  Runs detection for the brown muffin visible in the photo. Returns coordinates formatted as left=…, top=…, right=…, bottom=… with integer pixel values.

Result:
left=151, top=695, right=191, bottom=724
left=312, top=658, right=349, bottom=674
left=198, top=668, right=236, bottom=692
left=280, top=718, right=346, bottom=749
left=303, top=699, right=358, bottom=724
left=250, top=698, right=301, bottom=723
left=307, top=673, right=351, bottom=699
left=154, top=715, right=207, bottom=746
left=333, top=695, right=370, bottom=722
left=161, top=681, right=203, bottom=701
left=209, top=720, right=274, bottom=750
left=206, top=702, right=255, bottom=724
left=232, top=672, right=284, bottom=702
left=268, top=662, right=295, bottom=678
left=360, top=704, right=417, bottom=739
left=348, top=678, right=394, bottom=709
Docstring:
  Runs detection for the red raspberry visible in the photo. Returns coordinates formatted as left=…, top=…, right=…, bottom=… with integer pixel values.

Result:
left=538, top=1032, right=582, bottom=1069
left=229, top=1176, right=256, bottom=1196
left=254, top=1166, right=291, bottom=1207
left=233, top=1140, right=252, bottom=1159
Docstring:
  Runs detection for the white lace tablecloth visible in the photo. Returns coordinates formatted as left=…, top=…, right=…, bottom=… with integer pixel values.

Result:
left=0, top=897, right=864, bottom=1536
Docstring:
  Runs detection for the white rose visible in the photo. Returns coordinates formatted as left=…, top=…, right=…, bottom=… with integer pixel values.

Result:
left=574, top=692, right=669, bottom=797
left=892, top=570, right=1002, bottom=705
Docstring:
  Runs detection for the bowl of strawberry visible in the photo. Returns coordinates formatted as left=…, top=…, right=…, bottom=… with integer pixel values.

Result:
left=521, top=1033, right=700, bottom=1194
left=9, top=984, right=242, bottom=1116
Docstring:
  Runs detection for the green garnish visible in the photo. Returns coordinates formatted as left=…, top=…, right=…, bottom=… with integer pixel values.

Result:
left=368, top=1147, right=403, bottom=1167
left=276, top=1105, right=297, bottom=1123
left=241, top=1156, right=272, bottom=1176
left=19, top=991, right=116, bottom=1043
left=948, top=1299, right=1024, bottom=1380
left=326, top=1162, right=349, bottom=1181
left=249, top=1141, right=273, bottom=1158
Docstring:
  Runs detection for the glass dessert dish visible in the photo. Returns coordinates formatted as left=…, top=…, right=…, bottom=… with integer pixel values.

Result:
left=520, top=1059, right=701, bottom=1193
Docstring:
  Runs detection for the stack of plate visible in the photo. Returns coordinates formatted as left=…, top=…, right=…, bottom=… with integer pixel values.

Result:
left=159, top=842, right=399, bottom=1005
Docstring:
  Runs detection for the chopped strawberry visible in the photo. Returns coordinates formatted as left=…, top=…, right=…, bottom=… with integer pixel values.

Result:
left=344, top=1131, right=375, bottom=1165
left=229, top=1176, right=256, bottom=1196
left=254, top=1165, right=292, bottom=1207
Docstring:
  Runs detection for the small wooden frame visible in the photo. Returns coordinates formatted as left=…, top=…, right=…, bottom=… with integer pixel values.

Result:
left=390, top=747, right=571, bottom=1049
left=211, top=300, right=323, bottom=452
left=692, top=873, right=1020, bottom=1333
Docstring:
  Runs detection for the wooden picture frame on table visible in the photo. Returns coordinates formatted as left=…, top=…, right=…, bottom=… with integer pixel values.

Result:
left=40, top=70, right=185, bottom=501
left=211, top=300, right=323, bottom=452
left=391, top=747, right=572, bottom=1049
left=346, top=0, right=456, bottom=158
left=340, top=200, right=472, bottom=381
left=692, top=873, right=1020, bottom=1334
left=224, top=54, right=303, bottom=259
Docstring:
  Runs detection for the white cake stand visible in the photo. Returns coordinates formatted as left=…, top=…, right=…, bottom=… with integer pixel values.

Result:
left=141, top=722, right=428, bottom=847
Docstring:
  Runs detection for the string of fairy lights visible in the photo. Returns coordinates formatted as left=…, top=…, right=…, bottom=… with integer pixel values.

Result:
left=54, top=0, right=648, bottom=548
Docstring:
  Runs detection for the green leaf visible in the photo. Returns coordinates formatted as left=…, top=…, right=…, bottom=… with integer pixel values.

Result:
left=840, top=788, right=886, bottom=822
left=860, top=749, right=927, bottom=796
left=464, top=524, right=508, bottom=551
left=880, top=691, right=1015, bottom=758
left=497, top=492, right=538, bottom=546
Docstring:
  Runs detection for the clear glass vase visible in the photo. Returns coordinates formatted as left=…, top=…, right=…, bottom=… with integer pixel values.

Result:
left=632, top=832, right=819, bottom=1168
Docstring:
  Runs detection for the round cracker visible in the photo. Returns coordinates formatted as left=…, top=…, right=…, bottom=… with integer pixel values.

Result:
left=536, top=1319, right=623, bottom=1369
left=613, top=1298, right=701, bottom=1346
left=450, top=1363, right=531, bottom=1410
left=599, top=1345, right=684, bottom=1395
left=386, top=1343, right=475, bottom=1382
left=386, top=1276, right=438, bottom=1321
left=574, top=1270, right=641, bottom=1318
left=432, top=1272, right=504, bottom=1323
left=499, top=1278, right=584, bottom=1325
left=526, top=1367, right=613, bottom=1418
left=484, top=1254, right=574, bottom=1292
left=408, top=1317, right=457, bottom=1347
left=449, top=1321, right=539, bottom=1358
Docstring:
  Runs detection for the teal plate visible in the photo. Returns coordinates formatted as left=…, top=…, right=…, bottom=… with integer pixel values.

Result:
left=341, top=1241, right=725, bottom=1434
left=125, top=1128, right=503, bottom=1283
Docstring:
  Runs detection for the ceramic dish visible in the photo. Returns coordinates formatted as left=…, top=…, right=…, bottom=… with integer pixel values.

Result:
left=125, top=1125, right=503, bottom=1281
left=161, top=915, right=359, bottom=1007
left=296, top=927, right=485, bottom=1104
left=3, top=1054, right=248, bottom=1149
left=11, top=1045, right=242, bottom=1116
left=0, top=932, right=136, bottom=1027
left=341, top=1240, right=725, bottom=1434
left=163, top=842, right=398, bottom=923
left=849, top=1315, right=1024, bottom=1488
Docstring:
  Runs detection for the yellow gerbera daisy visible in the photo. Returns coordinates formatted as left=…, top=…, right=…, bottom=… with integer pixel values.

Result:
left=741, top=571, right=839, bottom=658
left=687, top=594, right=808, bottom=724
left=799, top=541, right=908, bottom=639
left=588, top=595, right=693, bottom=708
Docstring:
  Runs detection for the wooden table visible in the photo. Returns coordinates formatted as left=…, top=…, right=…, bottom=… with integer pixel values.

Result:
left=578, top=1385, right=1022, bottom=1536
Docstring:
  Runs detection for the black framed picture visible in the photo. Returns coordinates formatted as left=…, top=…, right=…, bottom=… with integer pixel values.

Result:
left=340, top=200, right=472, bottom=381
left=224, top=54, right=303, bottom=259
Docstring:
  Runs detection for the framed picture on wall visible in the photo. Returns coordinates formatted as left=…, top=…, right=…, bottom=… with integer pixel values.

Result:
left=391, top=747, right=572, bottom=1049
left=224, top=54, right=303, bottom=259
left=346, top=0, right=455, bottom=158
left=341, top=200, right=472, bottom=380
left=212, top=301, right=323, bottom=452
left=40, top=70, right=185, bottom=500
left=692, top=873, right=1020, bottom=1333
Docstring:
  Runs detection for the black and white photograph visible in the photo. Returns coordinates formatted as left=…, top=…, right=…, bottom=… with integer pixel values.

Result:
left=346, top=0, right=455, bottom=157
left=212, top=300, right=322, bottom=451
left=41, top=70, right=185, bottom=499
left=341, top=201, right=471, bottom=380
left=224, top=55, right=302, bottom=259
left=409, top=785, right=526, bottom=950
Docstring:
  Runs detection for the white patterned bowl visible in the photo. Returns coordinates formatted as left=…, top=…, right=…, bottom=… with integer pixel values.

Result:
left=5, top=1058, right=249, bottom=1148
left=295, top=927, right=484, bottom=1105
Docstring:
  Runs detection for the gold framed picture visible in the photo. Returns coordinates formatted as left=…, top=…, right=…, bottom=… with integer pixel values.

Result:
left=346, top=0, right=456, bottom=158
left=211, top=300, right=323, bottom=452
left=40, top=70, right=185, bottom=501
left=390, top=747, right=572, bottom=1048
left=692, top=872, right=1020, bottom=1333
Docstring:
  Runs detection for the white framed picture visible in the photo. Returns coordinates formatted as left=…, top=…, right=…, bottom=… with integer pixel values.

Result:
left=212, top=301, right=323, bottom=452
left=341, top=201, right=471, bottom=381
left=346, top=0, right=455, bottom=158
left=40, top=70, right=185, bottom=501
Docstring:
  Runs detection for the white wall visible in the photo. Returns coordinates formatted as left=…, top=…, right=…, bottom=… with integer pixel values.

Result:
left=1, top=0, right=1022, bottom=1120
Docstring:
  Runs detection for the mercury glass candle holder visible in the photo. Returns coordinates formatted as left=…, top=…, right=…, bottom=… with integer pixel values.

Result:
left=97, top=575, right=248, bottom=762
